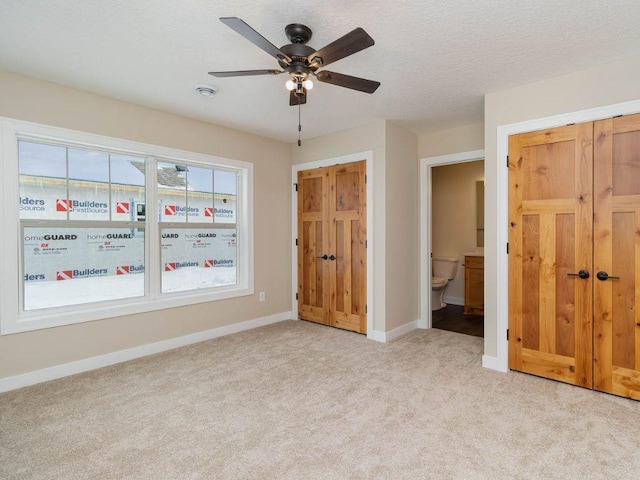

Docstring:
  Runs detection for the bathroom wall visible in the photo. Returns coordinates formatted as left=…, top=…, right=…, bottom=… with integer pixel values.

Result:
left=431, top=160, right=484, bottom=304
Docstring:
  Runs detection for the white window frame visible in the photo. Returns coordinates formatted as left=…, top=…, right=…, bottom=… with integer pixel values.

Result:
left=0, top=118, right=254, bottom=334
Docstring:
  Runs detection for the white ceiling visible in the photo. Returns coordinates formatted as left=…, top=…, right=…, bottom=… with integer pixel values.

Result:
left=1, top=0, right=640, bottom=144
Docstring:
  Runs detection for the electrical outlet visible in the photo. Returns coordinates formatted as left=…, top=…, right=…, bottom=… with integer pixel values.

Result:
left=259, top=291, right=266, bottom=302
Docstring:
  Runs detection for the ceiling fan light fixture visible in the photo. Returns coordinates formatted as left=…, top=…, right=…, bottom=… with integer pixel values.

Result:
left=303, top=79, right=313, bottom=90
left=195, top=84, right=218, bottom=97
left=285, top=80, right=296, bottom=91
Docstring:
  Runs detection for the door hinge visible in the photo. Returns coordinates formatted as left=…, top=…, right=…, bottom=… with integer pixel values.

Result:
left=294, top=183, right=298, bottom=191
left=296, top=293, right=298, bottom=300
left=295, top=238, right=298, bottom=246
left=506, top=329, right=509, bottom=341
left=365, top=304, right=368, bottom=313
left=365, top=174, right=367, bottom=183
left=365, top=240, right=367, bottom=248
left=506, top=242, right=509, bottom=254
left=506, top=155, right=509, bottom=167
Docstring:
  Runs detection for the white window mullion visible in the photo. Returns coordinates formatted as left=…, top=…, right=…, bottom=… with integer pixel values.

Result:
left=145, top=157, right=159, bottom=300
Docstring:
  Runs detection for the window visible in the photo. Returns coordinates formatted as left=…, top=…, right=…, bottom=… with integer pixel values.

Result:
left=1, top=118, right=253, bottom=334
left=20, top=141, right=146, bottom=311
left=157, top=162, right=238, bottom=293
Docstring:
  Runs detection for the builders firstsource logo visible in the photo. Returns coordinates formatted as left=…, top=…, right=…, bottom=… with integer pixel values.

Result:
left=56, top=268, right=108, bottom=280
left=56, top=199, right=108, bottom=214
left=164, top=262, right=198, bottom=271
left=116, top=265, right=144, bottom=275
left=215, top=207, right=233, bottom=218
left=164, top=205, right=200, bottom=217
left=115, top=202, right=130, bottom=214
left=24, top=273, right=46, bottom=281
left=204, top=259, right=234, bottom=268
left=19, top=197, right=46, bottom=212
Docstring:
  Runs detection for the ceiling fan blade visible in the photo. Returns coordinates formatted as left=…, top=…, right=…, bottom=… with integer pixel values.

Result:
left=220, top=17, right=292, bottom=65
left=290, top=88, right=307, bottom=106
left=307, top=28, right=374, bottom=68
left=315, top=71, right=380, bottom=94
left=209, top=69, right=282, bottom=77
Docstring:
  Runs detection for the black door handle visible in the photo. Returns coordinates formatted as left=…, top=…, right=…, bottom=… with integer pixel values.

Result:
left=316, top=254, right=328, bottom=260
left=329, top=255, right=336, bottom=261
left=596, top=271, right=620, bottom=281
left=567, top=270, right=590, bottom=279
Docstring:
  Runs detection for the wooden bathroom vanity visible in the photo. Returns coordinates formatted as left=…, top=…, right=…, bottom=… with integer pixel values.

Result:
left=464, top=254, right=484, bottom=315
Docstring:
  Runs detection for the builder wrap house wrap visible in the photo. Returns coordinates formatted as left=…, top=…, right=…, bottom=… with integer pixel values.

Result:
left=19, top=139, right=237, bottom=311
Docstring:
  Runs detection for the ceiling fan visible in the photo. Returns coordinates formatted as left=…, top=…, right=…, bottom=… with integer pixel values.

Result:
left=209, top=17, right=381, bottom=107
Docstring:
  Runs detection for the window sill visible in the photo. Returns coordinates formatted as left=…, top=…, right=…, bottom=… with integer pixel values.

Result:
left=2, top=285, right=254, bottom=335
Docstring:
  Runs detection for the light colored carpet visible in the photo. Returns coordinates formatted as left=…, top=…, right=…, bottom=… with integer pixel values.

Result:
left=1, top=320, right=639, bottom=479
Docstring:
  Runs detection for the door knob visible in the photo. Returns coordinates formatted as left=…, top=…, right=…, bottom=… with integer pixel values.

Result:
left=316, top=254, right=328, bottom=260
left=567, top=270, right=590, bottom=279
left=596, top=271, right=620, bottom=281
left=329, top=255, right=336, bottom=261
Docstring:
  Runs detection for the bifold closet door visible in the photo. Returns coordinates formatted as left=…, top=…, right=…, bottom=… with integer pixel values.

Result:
left=593, top=114, right=640, bottom=400
left=508, top=123, right=594, bottom=388
left=328, top=161, right=367, bottom=333
left=297, top=167, right=330, bottom=325
left=297, top=161, right=367, bottom=334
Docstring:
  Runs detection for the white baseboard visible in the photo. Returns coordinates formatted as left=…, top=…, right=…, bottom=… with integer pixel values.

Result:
left=369, top=330, right=386, bottom=342
left=371, top=319, right=419, bottom=343
left=482, top=354, right=507, bottom=372
left=0, top=311, right=292, bottom=394
left=443, top=295, right=464, bottom=306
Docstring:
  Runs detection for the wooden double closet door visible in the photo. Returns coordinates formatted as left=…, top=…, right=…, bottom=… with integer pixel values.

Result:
left=297, top=161, right=367, bottom=334
left=509, top=114, right=640, bottom=400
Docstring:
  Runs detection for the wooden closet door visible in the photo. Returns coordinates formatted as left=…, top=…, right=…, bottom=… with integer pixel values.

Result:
left=593, top=114, right=640, bottom=400
left=508, top=123, right=594, bottom=387
left=328, top=161, right=367, bottom=333
left=297, top=167, right=330, bottom=325
left=297, top=161, right=367, bottom=334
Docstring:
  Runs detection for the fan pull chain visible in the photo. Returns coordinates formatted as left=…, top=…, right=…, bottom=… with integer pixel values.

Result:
left=297, top=103, right=302, bottom=147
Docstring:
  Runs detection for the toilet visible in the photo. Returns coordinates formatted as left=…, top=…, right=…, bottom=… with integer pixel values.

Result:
left=431, top=256, right=459, bottom=311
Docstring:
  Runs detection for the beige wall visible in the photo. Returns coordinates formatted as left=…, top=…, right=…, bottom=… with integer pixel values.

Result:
left=0, top=70, right=292, bottom=379
left=384, top=122, right=419, bottom=330
left=484, top=54, right=640, bottom=359
left=432, top=161, right=484, bottom=303
left=291, top=120, right=420, bottom=333
left=419, top=122, right=484, bottom=158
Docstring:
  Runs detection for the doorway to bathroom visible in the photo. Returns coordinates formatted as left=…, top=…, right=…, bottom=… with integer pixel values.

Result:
left=420, top=150, right=485, bottom=337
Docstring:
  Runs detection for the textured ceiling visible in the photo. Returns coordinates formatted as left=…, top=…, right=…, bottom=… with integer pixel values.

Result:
left=1, top=0, right=640, bottom=144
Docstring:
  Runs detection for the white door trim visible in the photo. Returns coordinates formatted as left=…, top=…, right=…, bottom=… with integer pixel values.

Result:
left=419, top=149, right=485, bottom=329
left=495, top=98, right=640, bottom=373
left=292, top=151, right=375, bottom=339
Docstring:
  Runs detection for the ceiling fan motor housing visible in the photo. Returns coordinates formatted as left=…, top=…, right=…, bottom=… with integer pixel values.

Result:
left=279, top=42, right=317, bottom=78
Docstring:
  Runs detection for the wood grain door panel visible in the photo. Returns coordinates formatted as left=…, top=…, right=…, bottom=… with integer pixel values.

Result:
left=508, top=123, right=593, bottom=388
left=593, top=114, right=640, bottom=399
left=298, top=168, right=329, bottom=325
left=329, top=162, right=367, bottom=333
